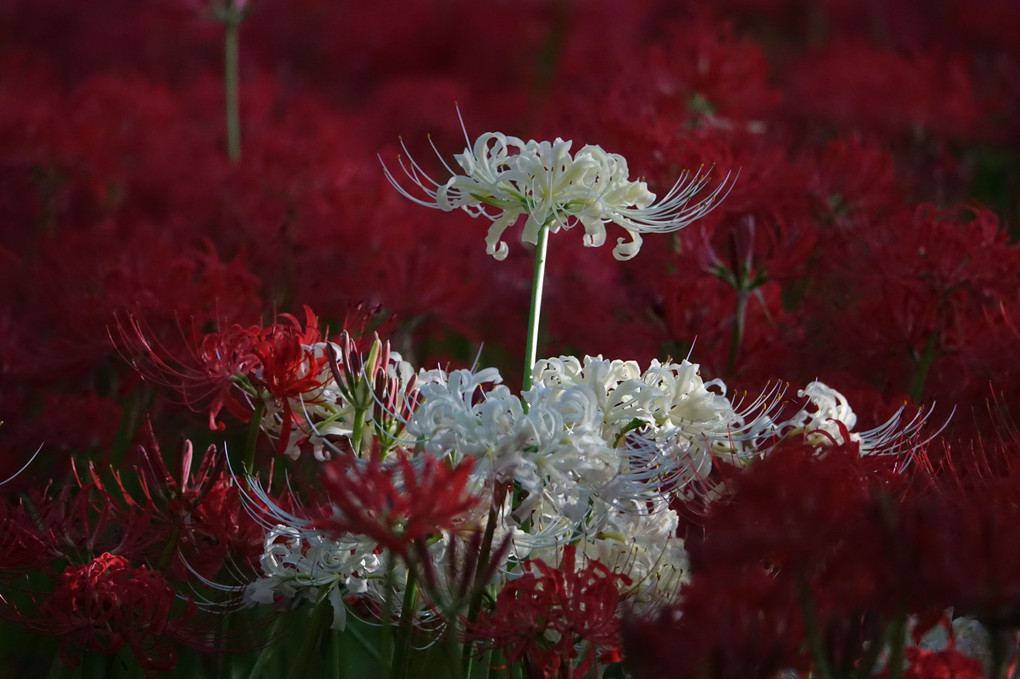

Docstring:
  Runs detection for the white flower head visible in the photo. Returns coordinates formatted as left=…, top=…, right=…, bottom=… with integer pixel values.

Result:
left=785, top=381, right=860, bottom=446
left=381, top=116, right=734, bottom=261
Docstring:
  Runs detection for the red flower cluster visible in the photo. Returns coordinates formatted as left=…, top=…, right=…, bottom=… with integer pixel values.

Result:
left=627, top=429, right=1020, bottom=678
left=470, top=545, right=631, bottom=678
left=39, top=553, right=196, bottom=675
left=311, top=449, right=480, bottom=559
left=0, top=0, right=1018, bottom=674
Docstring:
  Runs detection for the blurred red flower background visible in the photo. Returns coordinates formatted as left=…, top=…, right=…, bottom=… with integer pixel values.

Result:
left=1, top=0, right=1019, bottom=675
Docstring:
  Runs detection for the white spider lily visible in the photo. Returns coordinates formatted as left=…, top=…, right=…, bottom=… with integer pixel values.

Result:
left=782, top=381, right=944, bottom=459
left=382, top=128, right=734, bottom=260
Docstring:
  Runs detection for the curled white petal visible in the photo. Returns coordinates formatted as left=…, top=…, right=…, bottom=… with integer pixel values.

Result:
left=382, top=123, right=734, bottom=259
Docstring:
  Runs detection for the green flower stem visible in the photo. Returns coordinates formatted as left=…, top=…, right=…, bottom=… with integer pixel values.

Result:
left=884, top=612, right=908, bottom=679
left=725, top=287, right=750, bottom=377
left=224, top=13, right=241, bottom=163
left=797, top=579, right=832, bottom=679
left=908, top=331, right=938, bottom=403
left=243, top=398, right=265, bottom=473
left=332, top=627, right=342, bottom=679
left=463, top=491, right=503, bottom=677
left=109, top=383, right=150, bottom=469
left=392, top=568, right=419, bottom=679
left=286, top=595, right=332, bottom=679
left=522, top=223, right=551, bottom=396
left=246, top=617, right=283, bottom=679
left=351, top=405, right=368, bottom=457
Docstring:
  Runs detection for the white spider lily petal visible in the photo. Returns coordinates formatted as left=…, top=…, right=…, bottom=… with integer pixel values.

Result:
left=382, top=127, right=734, bottom=260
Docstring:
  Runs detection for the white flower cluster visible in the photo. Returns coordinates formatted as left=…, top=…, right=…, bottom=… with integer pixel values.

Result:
left=244, top=353, right=930, bottom=622
left=405, top=355, right=777, bottom=604
left=245, top=525, right=381, bottom=630
left=383, top=130, right=732, bottom=260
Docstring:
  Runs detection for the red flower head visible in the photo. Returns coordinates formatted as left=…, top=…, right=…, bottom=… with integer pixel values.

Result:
left=469, top=545, right=631, bottom=678
left=310, top=448, right=481, bottom=559
left=874, top=645, right=985, bottom=679
left=38, top=553, right=202, bottom=675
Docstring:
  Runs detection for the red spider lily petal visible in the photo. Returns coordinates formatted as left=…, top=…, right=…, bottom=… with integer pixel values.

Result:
left=623, top=566, right=805, bottom=679
left=39, top=553, right=197, bottom=674
left=641, top=433, right=922, bottom=677
left=873, top=646, right=985, bottom=679
left=173, top=474, right=265, bottom=579
left=0, top=495, right=56, bottom=577
left=311, top=449, right=481, bottom=559
left=114, top=313, right=260, bottom=431
left=116, top=306, right=327, bottom=434
left=83, top=422, right=262, bottom=579
left=249, top=306, right=326, bottom=400
left=470, top=545, right=631, bottom=678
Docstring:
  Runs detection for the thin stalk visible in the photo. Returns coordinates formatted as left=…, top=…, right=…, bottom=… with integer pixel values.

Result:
left=224, top=14, right=241, bottom=163
left=725, top=287, right=750, bottom=377
left=285, top=595, right=332, bottom=679
left=382, top=553, right=399, bottom=678
left=443, top=617, right=465, bottom=679
left=522, top=223, right=551, bottom=395
left=797, top=579, right=832, bottom=679
left=351, top=405, right=368, bottom=457
left=884, top=612, right=908, bottom=679
left=392, top=568, right=419, bottom=679
left=908, top=331, right=938, bottom=403
left=243, top=398, right=265, bottom=473
left=246, top=617, right=284, bottom=679
left=463, top=496, right=502, bottom=676
left=332, top=627, right=343, bottom=679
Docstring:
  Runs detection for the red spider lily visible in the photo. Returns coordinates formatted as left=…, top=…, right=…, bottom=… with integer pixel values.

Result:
left=247, top=305, right=326, bottom=399
left=74, top=421, right=263, bottom=580
left=624, top=565, right=806, bottom=679
left=244, top=306, right=332, bottom=456
left=116, top=306, right=327, bottom=441
left=310, top=448, right=481, bottom=559
left=113, top=312, right=262, bottom=431
left=627, top=433, right=926, bottom=678
left=0, top=492, right=58, bottom=578
left=887, top=436, right=1020, bottom=631
left=874, top=645, right=985, bottom=679
left=469, top=545, right=631, bottom=679
left=35, top=552, right=204, bottom=675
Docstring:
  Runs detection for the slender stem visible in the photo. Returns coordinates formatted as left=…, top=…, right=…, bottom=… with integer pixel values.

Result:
left=392, top=568, right=419, bottom=679
left=286, top=595, right=332, bottom=679
left=522, top=223, right=551, bottom=394
left=884, top=612, right=908, bottom=679
left=908, top=331, right=938, bottom=403
left=243, top=398, right=265, bottom=473
left=797, top=579, right=832, bottom=679
left=332, top=627, right=343, bottom=679
left=463, top=494, right=503, bottom=676
left=246, top=617, right=284, bottom=679
left=725, top=287, right=749, bottom=377
left=224, top=14, right=241, bottom=163
left=382, top=553, right=398, bottom=678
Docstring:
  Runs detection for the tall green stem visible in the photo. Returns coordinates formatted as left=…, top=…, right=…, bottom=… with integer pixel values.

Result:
left=463, top=492, right=504, bottom=676
left=243, top=398, right=265, bottom=473
left=884, top=612, right=908, bottom=679
left=224, top=14, right=241, bottom=163
left=286, top=595, right=331, bottom=679
left=908, top=331, right=938, bottom=403
left=797, top=579, right=832, bottom=679
left=522, top=224, right=551, bottom=394
left=392, top=568, right=419, bottom=679
left=725, top=287, right=749, bottom=377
